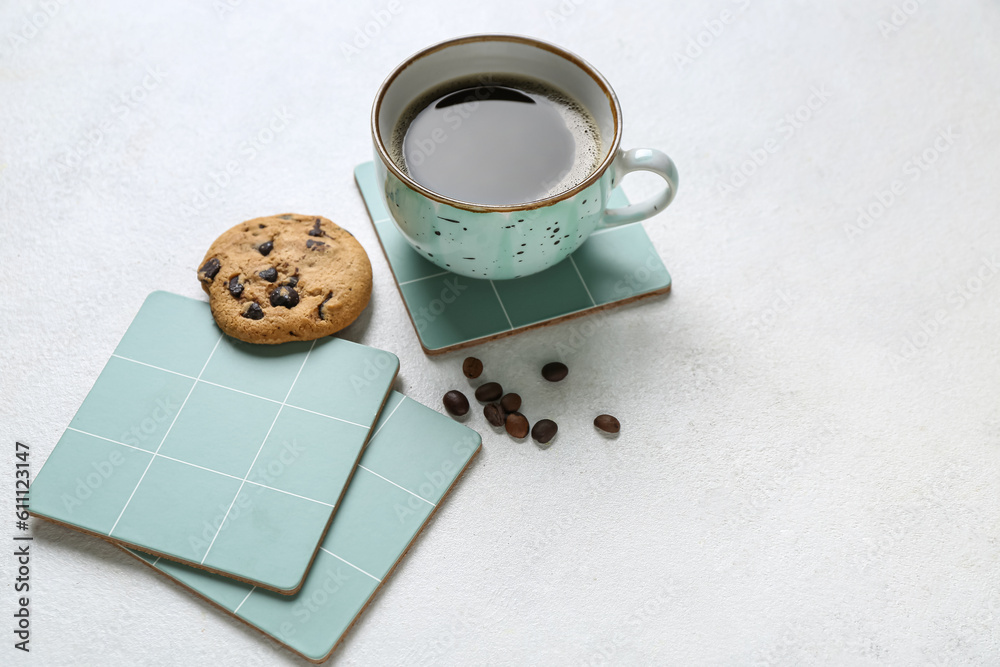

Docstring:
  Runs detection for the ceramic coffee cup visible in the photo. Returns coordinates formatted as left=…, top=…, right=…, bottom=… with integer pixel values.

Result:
left=371, top=34, right=678, bottom=280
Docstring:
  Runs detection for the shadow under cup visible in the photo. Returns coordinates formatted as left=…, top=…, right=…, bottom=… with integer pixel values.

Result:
left=372, top=35, right=626, bottom=281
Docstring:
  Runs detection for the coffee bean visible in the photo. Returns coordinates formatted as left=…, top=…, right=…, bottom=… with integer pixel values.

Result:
left=443, top=390, right=469, bottom=417
left=541, top=361, right=568, bottom=382
left=241, top=302, right=264, bottom=320
left=269, top=285, right=299, bottom=308
left=198, top=257, right=221, bottom=282
left=531, top=419, right=558, bottom=444
left=484, top=402, right=505, bottom=427
left=474, top=382, right=503, bottom=402
left=257, top=240, right=274, bottom=256
left=462, top=357, right=484, bottom=379
left=228, top=275, right=244, bottom=298
left=259, top=267, right=278, bottom=282
left=505, top=412, right=529, bottom=439
left=594, top=414, right=620, bottom=434
left=500, top=393, right=521, bottom=413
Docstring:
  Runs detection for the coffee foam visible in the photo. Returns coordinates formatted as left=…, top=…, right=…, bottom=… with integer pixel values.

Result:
left=389, top=73, right=604, bottom=203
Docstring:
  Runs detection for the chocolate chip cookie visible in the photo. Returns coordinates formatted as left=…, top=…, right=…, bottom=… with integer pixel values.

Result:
left=197, top=214, right=372, bottom=344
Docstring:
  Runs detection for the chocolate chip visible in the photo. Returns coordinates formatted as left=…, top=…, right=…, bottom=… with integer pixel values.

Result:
left=317, top=292, right=333, bottom=320
left=505, top=412, right=529, bottom=439
left=259, top=267, right=277, bottom=282
left=306, top=239, right=326, bottom=250
left=285, top=276, right=298, bottom=287
left=462, top=357, right=483, bottom=379
left=308, top=218, right=324, bottom=236
left=257, top=240, right=273, bottom=256
left=594, top=414, right=620, bottom=434
left=241, top=302, right=264, bottom=320
left=228, top=275, right=244, bottom=298
left=269, top=285, right=299, bottom=308
left=474, top=382, right=503, bottom=402
left=541, top=362, right=568, bottom=382
left=484, top=403, right=505, bottom=427
left=198, top=257, right=221, bottom=282
left=443, top=390, right=470, bottom=417
left=500, top=393, right=521, bottom=413
left=531, top=419, right=558, bottom=444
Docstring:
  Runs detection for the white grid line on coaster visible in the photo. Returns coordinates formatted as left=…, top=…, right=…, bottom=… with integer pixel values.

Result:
left=108, top=335, right=224, bottom=537
left=109, top=354, right=369, bottom=429
left=200, top=339, right=317, bottom=564
left=488, top=280, right=514, bottom=330
left=320, top=547, right=382, bottom=582
left=66, top=423, right=432, bottom=529
left=230, top=550, right=377, bottom=614
left=66, top=427, right=336, bottom=508
left=233, top=586, right=256, bottom=614
left=398, top=270, right=451, bottom=286
left=568, top=255, right=597, bottom=307
left=369, top=396, right=405, bottom=442
left=357, top=465, right=435, bottom=507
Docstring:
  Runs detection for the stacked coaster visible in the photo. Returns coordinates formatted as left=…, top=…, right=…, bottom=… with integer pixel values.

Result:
left=30, top=291, right=481, bottom=662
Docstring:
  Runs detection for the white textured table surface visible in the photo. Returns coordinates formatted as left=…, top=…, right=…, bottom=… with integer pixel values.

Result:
left=2, top=1, right=999, bottom=665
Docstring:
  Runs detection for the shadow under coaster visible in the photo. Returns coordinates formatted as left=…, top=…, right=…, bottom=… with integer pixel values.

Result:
left=122, top=390, right=482, bottom=663
left=354, top=161, right=672, bottom=355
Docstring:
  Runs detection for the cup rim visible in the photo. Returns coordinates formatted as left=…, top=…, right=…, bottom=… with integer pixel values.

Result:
left=371, top=33, right=623, bottom=213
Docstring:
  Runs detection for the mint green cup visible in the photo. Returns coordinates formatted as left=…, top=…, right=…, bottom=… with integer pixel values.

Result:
left=371, top=34, right=678, bottom=280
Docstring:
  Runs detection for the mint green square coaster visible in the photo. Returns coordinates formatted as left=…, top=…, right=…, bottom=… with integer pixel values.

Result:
left=121, top=391, right=481, bottom=663
left=355, top=161, right=671, bottom=355
left=30, top=291, right=399, bottom=594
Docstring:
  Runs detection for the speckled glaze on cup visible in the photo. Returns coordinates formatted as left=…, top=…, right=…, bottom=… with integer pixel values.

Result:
left=372, top=34, right=678, bottom=280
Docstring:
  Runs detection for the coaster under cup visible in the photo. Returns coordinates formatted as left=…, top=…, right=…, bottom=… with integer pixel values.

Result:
left=354, top=161, right=672, bottom=355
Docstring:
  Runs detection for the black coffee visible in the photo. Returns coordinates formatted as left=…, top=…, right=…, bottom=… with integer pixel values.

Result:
left=390, top=74, right=602, bottom=205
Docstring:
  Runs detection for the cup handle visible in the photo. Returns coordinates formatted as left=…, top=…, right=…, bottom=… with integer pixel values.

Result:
left=600, top=148, right=679, bottom=228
